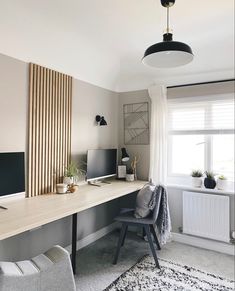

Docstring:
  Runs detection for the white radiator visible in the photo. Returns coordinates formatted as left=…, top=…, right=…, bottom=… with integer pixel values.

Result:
left=183, top=191, right=230, bottom=242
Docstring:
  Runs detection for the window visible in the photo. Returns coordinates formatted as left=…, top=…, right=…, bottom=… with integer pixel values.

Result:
left=167, top=94, right=234, bottom=180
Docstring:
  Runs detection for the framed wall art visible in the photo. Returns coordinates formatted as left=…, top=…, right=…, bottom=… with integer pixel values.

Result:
left=123, top=102, right=149, bottom=145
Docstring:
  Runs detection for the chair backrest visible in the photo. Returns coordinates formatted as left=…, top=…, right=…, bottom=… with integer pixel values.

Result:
left=0, top=245, right=76, bottom=291
left=151, top=185, right=163, bottom=223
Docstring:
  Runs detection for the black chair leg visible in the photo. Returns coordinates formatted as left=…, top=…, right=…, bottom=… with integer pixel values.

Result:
left=150, top=225, right=161, bottom=250
left=142, top=227, right=146, bottom=239
left=144, top=225, right=161, bottom=269
left=113, top=223, right=127, bottom=265
left=121, top=225, right=128, bottom=247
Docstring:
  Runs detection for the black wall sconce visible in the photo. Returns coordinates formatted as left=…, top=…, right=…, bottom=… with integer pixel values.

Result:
left=96, top=115, right=107, bottom=126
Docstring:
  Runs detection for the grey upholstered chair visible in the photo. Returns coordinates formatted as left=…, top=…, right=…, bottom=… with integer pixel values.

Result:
left=0, top=245, right=76, bottom=291
left=113, top=186, right=162, bottom=269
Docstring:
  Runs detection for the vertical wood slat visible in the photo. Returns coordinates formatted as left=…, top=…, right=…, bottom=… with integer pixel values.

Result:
left=27, top=63, right=72, bottom=197
left=68, top=76, right=72, bottom=163
left=48, top=69, right=52, bottom=193
left=51, top=70, right=55, bottom=193
left=28, top=64, right=34, bottom=196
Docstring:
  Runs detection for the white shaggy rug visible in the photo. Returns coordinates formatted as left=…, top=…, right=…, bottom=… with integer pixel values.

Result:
left=104, top=255, right=235, bottom=291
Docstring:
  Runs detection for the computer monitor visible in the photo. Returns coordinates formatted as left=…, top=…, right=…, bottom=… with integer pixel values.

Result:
left=86, top=149, right=117, bottom=182
left=0, top=152, right=25, bottom=197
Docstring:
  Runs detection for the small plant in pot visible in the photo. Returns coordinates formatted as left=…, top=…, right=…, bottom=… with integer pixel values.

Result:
left=204, top=171, right=216, bottom=189
left=191, top=170, right=203, bottom=187
left=63, top=161, right=85, bottom=183
left=63, top=161, right=78, bottom=185
left=126, top=168, right=135, bottom=182
left=217, top=175, right=227, bottom=190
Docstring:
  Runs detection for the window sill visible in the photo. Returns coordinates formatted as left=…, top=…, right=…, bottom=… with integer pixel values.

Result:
left=167, top=184, right=234, bottom=196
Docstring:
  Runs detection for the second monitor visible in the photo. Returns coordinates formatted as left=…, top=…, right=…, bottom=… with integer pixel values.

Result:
left=86, top=149, right=117, bottom=186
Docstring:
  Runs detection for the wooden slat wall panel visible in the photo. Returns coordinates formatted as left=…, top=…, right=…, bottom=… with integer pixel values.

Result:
left=27, top=63, right=72, bottom=197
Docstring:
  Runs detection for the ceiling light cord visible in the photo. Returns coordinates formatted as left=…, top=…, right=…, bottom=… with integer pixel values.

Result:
left=166, top=6, right=170, bottom=33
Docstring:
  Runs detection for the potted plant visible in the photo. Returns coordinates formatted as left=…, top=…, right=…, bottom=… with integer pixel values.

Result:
left=63, top=161, right=86, bottom=185
left=126, top=168, right=135, bottom=182
left=191, top=170, right=203, bottom=187
left=204, top=171, right=216, bottom=189
left=217, top=175, right=227, bottom=190
left=63, top=161, right=78, bottom=185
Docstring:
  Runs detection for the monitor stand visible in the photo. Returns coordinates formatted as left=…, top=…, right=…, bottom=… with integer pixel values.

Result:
left=88, top=180, right=111, bottom=187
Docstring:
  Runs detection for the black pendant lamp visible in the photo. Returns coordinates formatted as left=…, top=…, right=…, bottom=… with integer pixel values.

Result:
left=142, top=0, right=193, bottom=68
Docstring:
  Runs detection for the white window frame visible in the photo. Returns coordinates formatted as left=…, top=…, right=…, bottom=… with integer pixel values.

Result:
left=167, top=94, right=234, bottom=179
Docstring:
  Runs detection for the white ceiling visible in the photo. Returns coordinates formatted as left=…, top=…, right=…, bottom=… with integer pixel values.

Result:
left=0, top=0, right=234, bottom=92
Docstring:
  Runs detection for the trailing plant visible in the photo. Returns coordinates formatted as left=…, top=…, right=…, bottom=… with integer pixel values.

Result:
left=191, top=170, right=203, bottom=178
left=65, top=161, right=86, bottom=178
left=204, top=171, right=216, bottom=179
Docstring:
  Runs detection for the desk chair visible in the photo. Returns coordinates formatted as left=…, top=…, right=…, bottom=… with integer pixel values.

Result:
left=0, top=246, right=76, bottom=291
left=113, top=187, right=162, bottom=269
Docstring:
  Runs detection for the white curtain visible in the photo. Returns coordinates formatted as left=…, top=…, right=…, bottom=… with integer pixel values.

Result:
left=148, top=85, right=168, bottom=185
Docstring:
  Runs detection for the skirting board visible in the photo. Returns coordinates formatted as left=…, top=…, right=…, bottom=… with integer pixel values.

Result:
left=172, top=232, right=235, bottom=256
left=65, top=222, right=119, bottom=253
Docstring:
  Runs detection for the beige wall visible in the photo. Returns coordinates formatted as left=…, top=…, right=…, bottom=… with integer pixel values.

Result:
left=167, top=81, right=235, bottom=99
left=0, top=53, right=120, bottom=261
left=0, top=54, right=28, bottom=152
left=72, top=79, right=119, bottom=166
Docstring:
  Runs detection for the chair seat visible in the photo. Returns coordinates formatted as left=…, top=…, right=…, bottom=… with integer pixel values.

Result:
left=115, top=208, right=154, bottom=225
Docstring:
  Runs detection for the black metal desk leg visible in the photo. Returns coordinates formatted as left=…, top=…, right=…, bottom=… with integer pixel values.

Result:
left=72, top=213, right=77, bottom=274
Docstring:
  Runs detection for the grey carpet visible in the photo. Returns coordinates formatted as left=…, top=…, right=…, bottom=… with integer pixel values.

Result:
left=74, top=230, right=235, bottom=291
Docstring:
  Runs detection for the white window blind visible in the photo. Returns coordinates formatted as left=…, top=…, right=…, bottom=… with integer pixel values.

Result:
left=168, top=94, right=234, bottom=135
left=167, top=93, right=235, bottom=179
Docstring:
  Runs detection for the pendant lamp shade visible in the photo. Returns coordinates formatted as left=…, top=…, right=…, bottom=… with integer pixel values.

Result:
left=142, top=38, right=194, bottom=68
left=142, top=1, right=194, bottom=68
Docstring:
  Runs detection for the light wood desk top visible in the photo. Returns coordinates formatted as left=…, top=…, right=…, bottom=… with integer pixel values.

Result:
left=0, top=180, right=146, bottom=241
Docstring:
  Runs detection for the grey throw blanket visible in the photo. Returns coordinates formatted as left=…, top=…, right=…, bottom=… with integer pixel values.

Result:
left=147, top=184, right=171, bottom=245
left=155, top=185, right=172, bottom=245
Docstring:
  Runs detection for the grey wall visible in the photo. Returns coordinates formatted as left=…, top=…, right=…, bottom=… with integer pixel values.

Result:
left=0, top=53, right=120, bottom=261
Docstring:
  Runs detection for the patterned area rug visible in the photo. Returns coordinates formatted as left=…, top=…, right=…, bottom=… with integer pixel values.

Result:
left=105, top=255, right=235, bottom=291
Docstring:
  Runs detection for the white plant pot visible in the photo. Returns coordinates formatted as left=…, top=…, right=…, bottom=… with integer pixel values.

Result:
left=217, top=179, right=227, bottom=190
left=191, top=177, right=202, bottom=188
left=63, top=176, right=74, bottom=185
left=126, top=174, right=135, bottom=182
left=56, top=183, right=68, bottom=194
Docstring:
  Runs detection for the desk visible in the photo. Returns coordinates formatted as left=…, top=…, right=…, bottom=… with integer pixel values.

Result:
left=0, top=180, right=146, bottom=273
